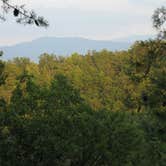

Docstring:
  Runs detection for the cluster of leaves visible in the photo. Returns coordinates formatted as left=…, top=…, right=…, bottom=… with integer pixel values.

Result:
left=0, top=38, right=165, bottom=165
left=0, top=0, right=49, bottom=27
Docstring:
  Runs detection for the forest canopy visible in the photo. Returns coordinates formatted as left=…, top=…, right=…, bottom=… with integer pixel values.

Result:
left=0, top=39, right=165, bottom=165
left=0, top=3, right=165, bottom=166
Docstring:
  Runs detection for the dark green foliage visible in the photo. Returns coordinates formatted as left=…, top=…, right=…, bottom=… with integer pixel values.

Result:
left=0, top=105, right=147, bottom=166
left=9, top=71, right=42, bottom=115
left=140, top=111, right=166, bottom=166
left=0, top=98, right=6, bottom=111
left=47, top=74, right=84, bottom=110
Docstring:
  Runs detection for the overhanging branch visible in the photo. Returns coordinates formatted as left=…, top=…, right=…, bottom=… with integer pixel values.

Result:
left=0, top=0, right=49, bottom=27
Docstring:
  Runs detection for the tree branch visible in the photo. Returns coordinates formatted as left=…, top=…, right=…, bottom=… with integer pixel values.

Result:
left=0, top=0, right=49, bottom=27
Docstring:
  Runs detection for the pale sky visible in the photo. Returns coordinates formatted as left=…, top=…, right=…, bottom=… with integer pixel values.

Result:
left=0, top=0, right=165, bottom=45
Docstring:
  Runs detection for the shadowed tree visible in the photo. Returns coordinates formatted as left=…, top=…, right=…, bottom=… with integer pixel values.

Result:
left=47, top=74, right=84, bottom=110
left=9, top=71, right=45, bottom=115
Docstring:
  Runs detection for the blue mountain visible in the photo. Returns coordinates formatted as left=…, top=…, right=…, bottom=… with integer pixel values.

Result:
left=114, top=35, right=155, bottom=43
left=0, top=37, right=131, bottom=62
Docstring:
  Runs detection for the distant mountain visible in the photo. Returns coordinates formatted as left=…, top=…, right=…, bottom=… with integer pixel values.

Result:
left=114, top=35, right=155, bottom=43
left=0, top=37, right=131, bottom=62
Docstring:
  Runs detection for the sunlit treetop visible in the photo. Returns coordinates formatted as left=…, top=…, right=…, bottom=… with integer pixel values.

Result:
left=0, top=0, right=49, bottom=27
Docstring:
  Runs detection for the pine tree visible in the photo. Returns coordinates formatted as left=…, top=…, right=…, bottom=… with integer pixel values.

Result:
left=0, top=0, right=49, bottom=27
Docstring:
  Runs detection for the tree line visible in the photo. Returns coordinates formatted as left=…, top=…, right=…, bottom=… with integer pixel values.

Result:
left=0, top=39, right=165, bottom=165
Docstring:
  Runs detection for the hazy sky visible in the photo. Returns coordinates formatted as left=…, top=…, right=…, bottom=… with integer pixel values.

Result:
left=0, top=0, right=165, bottom=45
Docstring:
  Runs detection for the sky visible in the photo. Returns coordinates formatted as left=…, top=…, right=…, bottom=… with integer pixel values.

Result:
left=0, top=0, right=165, bottom=45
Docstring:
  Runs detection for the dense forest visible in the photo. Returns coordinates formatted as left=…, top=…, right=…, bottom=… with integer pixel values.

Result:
left=0, top=39, right=165, bottom=165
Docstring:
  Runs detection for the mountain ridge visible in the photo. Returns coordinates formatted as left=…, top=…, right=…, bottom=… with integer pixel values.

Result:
left=0, top=37, right=132, bottom=62
left=0, top=35, right=154, bottom=62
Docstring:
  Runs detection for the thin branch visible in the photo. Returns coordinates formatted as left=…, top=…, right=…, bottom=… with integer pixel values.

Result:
left=0, top=0, right=49, bottom=27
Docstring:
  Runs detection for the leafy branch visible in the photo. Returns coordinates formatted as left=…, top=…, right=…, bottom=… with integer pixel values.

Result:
left=152, top=6, right=166, bottom=39
left=0, top=0, right=49, bottom=27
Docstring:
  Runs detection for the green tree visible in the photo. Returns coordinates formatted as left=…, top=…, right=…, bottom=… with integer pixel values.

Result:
left=46, top=74, right=83, bottom=110
left=9, top=71, right=44, bottom=115
left=0, top=51, right=6, bottom=86
left=0, top=51, right=7, bottom=111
